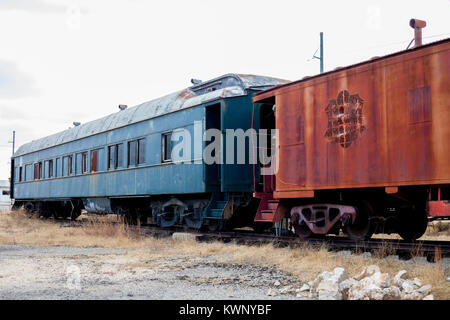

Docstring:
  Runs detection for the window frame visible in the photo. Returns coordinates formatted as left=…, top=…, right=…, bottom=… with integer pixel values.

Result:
left=81, top=152, right=88, bottom=174
left=108, top=145, right=117, bottom=170
left=127, top=140, right=138, bottom=167
left=91, top=149, right=99, bottom=173
left=48, top=159, right=54, bottom=178
left=34, top=162, right=42, bottom=180
left=161, top=132, right=173, bottom=163
left=137, top=138, right=146, bottom=165
left=68, top=155, right=73, bottom=176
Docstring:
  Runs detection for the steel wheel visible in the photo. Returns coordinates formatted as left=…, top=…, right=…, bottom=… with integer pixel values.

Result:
left=398, top=206, right=428, bottom=241
left=24, top=202, right=35, bottom=218
left=294, top=222, right=313, bottom=239
left=184, top=216, right=203, bottom=229
left=343, top=200, right=373, bottom=241
left=158, top=206, right=179, bottom=228
left=206, top=220, right=223, bottom=232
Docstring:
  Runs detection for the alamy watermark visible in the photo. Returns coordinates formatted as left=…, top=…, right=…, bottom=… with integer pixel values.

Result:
left=66, top=264, right=81, bottom=290
left=168, top=121, right=279, bottom=175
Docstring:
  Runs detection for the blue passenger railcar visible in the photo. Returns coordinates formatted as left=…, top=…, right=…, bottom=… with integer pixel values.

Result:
left=11, top=74, right=287, bottom=230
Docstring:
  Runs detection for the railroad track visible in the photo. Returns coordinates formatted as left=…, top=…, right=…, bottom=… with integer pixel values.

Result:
left=57, top=217, right=450, bottom=262
left=133, top=225, right=450, bottom=262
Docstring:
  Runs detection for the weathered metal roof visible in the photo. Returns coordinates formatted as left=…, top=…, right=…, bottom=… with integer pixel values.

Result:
left=14, top=74, right=289, bottom=157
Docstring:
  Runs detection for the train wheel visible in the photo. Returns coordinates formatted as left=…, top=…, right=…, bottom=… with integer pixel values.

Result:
left=24, top=202, right=35, bottom=218
left=206, top=220, right=223, bottom=232
left=398, top=207, right=428, bottom=241
left=158, top=206, right=178, bottom=228
left=294, top=222, right=313, bottom=239
left=344, top=200, right=373, bottom=241
left=184, top=216, right=203, bottom=229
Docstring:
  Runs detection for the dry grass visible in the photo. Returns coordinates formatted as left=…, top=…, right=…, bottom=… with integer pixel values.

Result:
left=0, top=210, right=153, bottom=248
left=0, top=210, right=449, bottom=299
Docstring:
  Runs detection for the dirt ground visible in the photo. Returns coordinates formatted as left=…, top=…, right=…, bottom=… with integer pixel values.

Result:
left=0, top=210, right=449, bottom=300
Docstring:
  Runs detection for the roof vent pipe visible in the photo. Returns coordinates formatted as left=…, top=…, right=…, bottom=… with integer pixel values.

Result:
left=73, top=122, right=81, bottom=127
left=119, top=104, right=128, bottom=111
left=409, top=19, right=426, bottom=48
left=191, top=79, right=202, bottom=85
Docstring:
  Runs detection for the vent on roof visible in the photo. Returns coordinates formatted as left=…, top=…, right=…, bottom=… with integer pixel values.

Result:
left=119, top=105, right=128, bottom=111
left=191, top=79, right=202, bottom=85
left=73, top=122, right=81, bottom=127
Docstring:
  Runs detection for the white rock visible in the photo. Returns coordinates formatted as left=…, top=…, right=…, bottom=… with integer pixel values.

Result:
left=311, top=271, right=333, bottom=292
left=297, top=284, right=310, bottom=292
left=393, top=270, right=407, bottom=285
left=366, top=284, right=384, bottom=300
left=359, top=276, right=376, bottom=287
left=361, top=252, right=372, bottom=258
left=171, top=232, right=198, bottom=241
left=417, top=284, right=432, bottom=296
left=412, top=278, right=422, bottom=287
left=348, top=286, right=366, bottom=300
left=354, top=265, right=380, bottom=280
left=296, top=292, right=309, bottom=299
left=273, top=280, right=281, bottom=287
left=338, top=278, right=359, bottom=294
left=332, top=267, right=349, bottom=283
left=267, top=289, right=279, bottom=296
left=382, top=286, right=401, bottom=300
left=318, top=290, right=343, bottom=300
left=401, top=292, right=423, bottom=300
left=401, top=280, right=417, bottom=294
left=423, top=294, right=434, bottom=300
left=317, top=280, right=339, bottom=292
left=279, top=285, right=292, bottom=294
left=371, top=272, right=391, bottom=288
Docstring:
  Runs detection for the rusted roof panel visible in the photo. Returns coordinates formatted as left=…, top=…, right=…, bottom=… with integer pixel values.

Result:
left=14, top=74, right=288, bottom=157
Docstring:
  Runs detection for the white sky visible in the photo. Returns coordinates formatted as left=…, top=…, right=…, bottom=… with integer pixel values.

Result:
left=0, top=0, right=449, bottom=181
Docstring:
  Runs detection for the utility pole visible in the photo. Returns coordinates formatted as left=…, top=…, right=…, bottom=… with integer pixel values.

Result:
left=320, top=32, right=324, bottom=74
left=8, top=131, right=15, bottom=156
left=311, top=32, right=324, bottom=74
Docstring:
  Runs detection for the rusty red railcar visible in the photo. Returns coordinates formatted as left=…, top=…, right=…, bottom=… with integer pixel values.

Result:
left=252, top=37, right=450, bottom=240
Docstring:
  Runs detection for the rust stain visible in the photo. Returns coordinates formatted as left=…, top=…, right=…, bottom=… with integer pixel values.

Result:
left=324, top=90, right=365, bottom=148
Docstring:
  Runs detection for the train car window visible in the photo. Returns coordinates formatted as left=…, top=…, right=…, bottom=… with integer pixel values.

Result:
left=108, top=145, right=117, bottom=170
left=75, top=153, right=82, bottom=175
left=117, top=144, right=124, bottom=168
left=55, top=158, right=60, bottom=177
left=43, top=161, right=48, bottom=178
left=128, top=140, right=137, bottom=167
left=162, top=133, right=172, bottom=162
left=91, top=150, right=99, bottom=173
left=138, top=139, right=146, bottom=165
left=63, top=156, right=69, bottom=176
left=25, top=164, right=31, bottom=181
left=49, top=160, right=53, bottom=178
left=34, top=162, right=42, bottom=180
left=19, top=167, right=23, bottom=182
left=82, top=152, right=88, bottom=173
left=68, top=155, right=73, bottom=176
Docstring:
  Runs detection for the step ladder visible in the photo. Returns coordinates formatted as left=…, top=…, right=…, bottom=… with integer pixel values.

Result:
left=254, top=193, right=279, bottom=222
